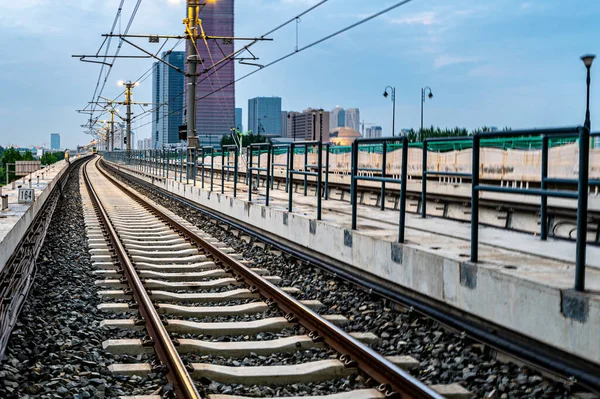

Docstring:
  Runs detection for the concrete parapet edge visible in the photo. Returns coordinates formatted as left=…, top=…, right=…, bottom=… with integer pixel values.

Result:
left=0, top=161, right=70, bottom=273
left=109, top=162, right=600, bottom=366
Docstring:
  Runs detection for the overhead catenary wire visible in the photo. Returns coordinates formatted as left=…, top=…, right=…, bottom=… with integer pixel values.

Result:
left=86, top=0, right=144, bottom=127
left=114, top=0, right=335, bottom=132
left=196, top=0, right=417, bottom=102
left=115, top=0, right=417, bottom=139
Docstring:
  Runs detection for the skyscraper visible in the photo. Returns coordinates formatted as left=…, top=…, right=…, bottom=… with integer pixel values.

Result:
left=287, top=109, right=330, bottom=142
left=152, top=51, right=186, bottom=149
left=281, top=111, right=288, bottom=138
left=330, top=107, right=345, bottom=131
left=365, top=126, right=383, bottom=138
left=345, top=108, right=360, bottom=131
left=186, top=0, right=235, bottom=145
left=235, top=108, right=243, bottom=132
left=50, top=133, right=60, bottom=150
left=248, top=97, right=282, bottom=136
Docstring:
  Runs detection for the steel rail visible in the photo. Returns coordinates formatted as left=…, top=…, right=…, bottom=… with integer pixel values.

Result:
left=96, top=158, right=441, bottom=398
left=100, top=159, right=600, bottom=393
left=83, top=158, right=201, bottom=399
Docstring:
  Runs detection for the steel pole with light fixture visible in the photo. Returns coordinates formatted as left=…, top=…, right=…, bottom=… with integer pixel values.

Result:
left=582, top=54, right=595, bottom=131
left=421, top=86, right=433, bottom=138
left=575, top=54, right=595, bottom=291
left=383, top=86, right=396, bottom=137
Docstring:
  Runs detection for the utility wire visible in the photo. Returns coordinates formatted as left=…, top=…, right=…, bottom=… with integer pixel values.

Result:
left=197, top=0, right=416, bottom=102
left=126, top=0, right=415, bottom=135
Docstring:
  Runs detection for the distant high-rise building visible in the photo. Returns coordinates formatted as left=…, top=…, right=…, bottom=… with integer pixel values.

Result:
left=185, top=0, right=235, bottom=145
left=235, top=108, right=243, bottom=132
left=152, top=51, right=185, bottom=149
left=248, top=97, right=282, bottom=136
left=365, top=126, right=383, bottom=138
left=281, top=111, right=288, bottom=138
left=287, top=109, right=330, bottom=142
left=50, top=133, right=60, bottom=150
left=330, top=107, right=345, bottom=131
left=345, top=108, right=360, bottom=131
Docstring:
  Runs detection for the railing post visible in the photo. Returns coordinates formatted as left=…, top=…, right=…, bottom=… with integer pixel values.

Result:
left=270, top=146, right=275, bottom=190
left=266, top=144, right=271, bottom=207
left=575, top=126, right=590, bottom=291
left=201, top=147, right=205, bottom=189
left=221, top=146, right=225, bottom=194
left=325, top=144, right=330, bottom=200
left=421, top=140, right=428, bottom=218
left=540, top=135, right=549, bottom=240
left=351, top=140, right=359, bottom=230
left=303, top=145, right=308, bottom=196
left=398, top=137, right=408, bottom=243
left=471, top=134, right=481, bottom=262
left=285, top=146, right=290, bottom=193
left=289, top=143, right=294, bottom=212
left=381, top=142, right=387, bottom=211
left=317, top=141, right=323, bottom=220
left=248, top=145, right=253, bottom=202
left=210, top=147, right=214, bottom=191
left=257, top=145, right=262, bottom=190
left=180, top=148, right=184, bottom=182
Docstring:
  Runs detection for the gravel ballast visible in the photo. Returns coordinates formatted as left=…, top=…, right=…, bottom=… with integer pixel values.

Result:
left=0, top=163, right=165, bottom=399
left=105, top=165, right=580, bottom=399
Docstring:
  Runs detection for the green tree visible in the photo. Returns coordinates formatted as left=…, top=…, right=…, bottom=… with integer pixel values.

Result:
left=220, top=131, right=267, bottom=147
left=0, top=147, right=24, bottom=184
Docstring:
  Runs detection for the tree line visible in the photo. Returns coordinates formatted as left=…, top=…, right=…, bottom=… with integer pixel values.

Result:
left=0, top=147, right=64, bottom=185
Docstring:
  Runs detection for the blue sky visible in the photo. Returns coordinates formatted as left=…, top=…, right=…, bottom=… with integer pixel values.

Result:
left=0, top=0, right=598, bottom=148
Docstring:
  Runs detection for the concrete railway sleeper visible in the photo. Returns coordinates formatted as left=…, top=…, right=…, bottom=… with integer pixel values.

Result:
left=99, top=157, right=600, bottom=398
left=80, top=156, right=460, bottom=398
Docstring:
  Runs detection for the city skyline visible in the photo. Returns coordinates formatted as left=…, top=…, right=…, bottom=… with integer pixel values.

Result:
left=0, top=1, right=598, bottom=148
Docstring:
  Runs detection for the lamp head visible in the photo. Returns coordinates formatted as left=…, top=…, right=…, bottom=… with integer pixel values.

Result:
left=581, top=54, right=596, bottom=68
left=383, top=90, right=389, bottom=98
left=428, top=92, right=433, bottom=99
left=117, top=80, right=124, bottom=87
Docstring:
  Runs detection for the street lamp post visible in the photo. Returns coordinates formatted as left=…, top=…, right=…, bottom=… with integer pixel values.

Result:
left=582, top=54, right=595, bottom=131
left=383, top=86, right=396, bottom=137
left=421, top=86, right=433, bottom=137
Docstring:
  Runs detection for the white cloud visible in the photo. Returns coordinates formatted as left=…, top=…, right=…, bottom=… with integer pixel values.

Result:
left=434, top=54, right=479, bottom=68
left=390, top=11, right=436, bottom=26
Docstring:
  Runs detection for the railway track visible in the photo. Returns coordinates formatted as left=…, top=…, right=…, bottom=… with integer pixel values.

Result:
left=82, top=157, right=461, bottom=398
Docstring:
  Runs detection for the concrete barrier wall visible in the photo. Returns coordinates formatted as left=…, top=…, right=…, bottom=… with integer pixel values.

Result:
left=0, top=161, right=70, bottom=273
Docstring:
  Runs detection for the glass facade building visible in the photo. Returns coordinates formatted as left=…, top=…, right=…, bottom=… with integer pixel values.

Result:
left=248, top=97, right=282, bottom=136
left=50, top=133, right=60, bottom=150
left=152, top=51, right=185, bottom=149
left=185, top=0, right=235, bottom=145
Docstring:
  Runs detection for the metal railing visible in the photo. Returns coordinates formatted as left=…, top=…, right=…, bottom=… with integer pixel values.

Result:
left=104, top=131, right=597, bottom=291
left=221, top=145, right=239, bottom=196
left=248, top=143, right=272, bottom=205
left=289, top=141, right=324, bottom=220
left=199, top=147, right=214, bottom=191
left=422, top=136, right=473, bottom=218
left=271, top=144, right=291, bottom=192
left=471, top=126, right=591, bottom=291
left=351, top=136, right=408, bottom=243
